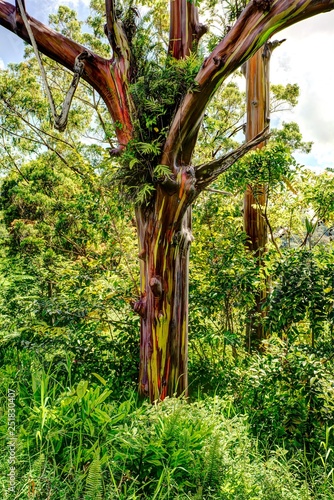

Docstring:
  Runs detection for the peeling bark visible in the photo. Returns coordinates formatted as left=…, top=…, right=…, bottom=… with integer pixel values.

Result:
left=244, top=46, right=269, bottom=256
left=136, top=175, right=195, bottom=401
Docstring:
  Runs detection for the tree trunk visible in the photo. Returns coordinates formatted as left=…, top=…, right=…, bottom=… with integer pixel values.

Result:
left=244, top=46, right=270, bottom=350
left=135, top=173, right=195, bottom=401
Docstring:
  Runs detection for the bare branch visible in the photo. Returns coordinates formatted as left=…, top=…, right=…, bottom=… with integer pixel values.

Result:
left=16, top=0, right=90, bottom=132
left=0, top=0, right=134, bottom=146
left=195, top=127, right=270, bottom=190
left=204, top=188, right=233, bottom=196
left=16, top=0, right=58, bottom=122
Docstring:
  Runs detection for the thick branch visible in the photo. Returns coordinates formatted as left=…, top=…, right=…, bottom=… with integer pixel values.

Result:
left=163, top=0, right=334, bottom=167
left=195, top=127, right=270, bottom=190
left=0, top=0, right=133, bottom=146
left=105, top=0, right=131, bottom=68
left=169, top=0, right=207, bottom=59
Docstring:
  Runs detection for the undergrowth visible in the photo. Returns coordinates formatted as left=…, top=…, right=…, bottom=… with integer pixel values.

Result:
left=1, top=354, right=333, bottom=499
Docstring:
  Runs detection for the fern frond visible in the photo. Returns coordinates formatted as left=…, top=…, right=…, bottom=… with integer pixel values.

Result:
left=84, top=449, right=103, bottom=500
left=202, top=433, right=222, bottom=494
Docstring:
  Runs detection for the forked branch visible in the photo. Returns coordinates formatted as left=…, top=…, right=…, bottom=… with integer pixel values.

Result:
left=16, top=0, right=90, bottom=132
left=195, top=127, right=270, bottom=190
left=0, top=0, right=134, bottom=146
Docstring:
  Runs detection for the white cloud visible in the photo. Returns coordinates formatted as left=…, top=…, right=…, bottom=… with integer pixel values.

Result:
left=54, top=0, right=91, bottom=7
left=0, top=58, right=4, bottom=70
left=271, top=11, right=334, bottom=171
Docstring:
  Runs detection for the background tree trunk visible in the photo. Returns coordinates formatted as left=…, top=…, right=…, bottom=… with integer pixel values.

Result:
left=244, top=45, right=270, bottom=351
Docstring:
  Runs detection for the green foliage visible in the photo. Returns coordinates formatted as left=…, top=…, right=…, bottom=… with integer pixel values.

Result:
left=224, top=1, right=249, bottom=22
left=195, top=79, right=246, bottom=164
left=0, top=109, right=140, bottom=391
left=271, top=122, right=313, bottom=154
left=131, top=53, right=201, bottom=142
left=0, top=367, right=319, bottom=499
left=49, top=5, right=83, bottom=39
left=233, top=341, right=334, bottom=456
left=225, top=143, right=297, bottom=192
left=190, top=189, right=258, bottom=391
left=302, top=169, right=334, bottom=224
left=271, top=83, right=300, bottom=112
left=268, top=249, right=334, bottom=341
left=85, top=449, right=103, bottom=500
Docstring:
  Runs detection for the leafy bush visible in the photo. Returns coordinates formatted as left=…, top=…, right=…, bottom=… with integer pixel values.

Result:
left=0, top=366, right=321, bottom=499
left=233, top=341, right=334, bottom=456
left=268, top=250, right=334, bottom=343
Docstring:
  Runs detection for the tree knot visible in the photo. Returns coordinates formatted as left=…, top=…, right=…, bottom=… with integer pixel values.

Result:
left=253, top=0, right=273, bottom=12
left=195, top=23, right=209, bottom=41
left=133, top=294, right=147, bottom=318
left=149, top=277, right=163, bottom=297
left=213, top=55, right=226, bottom=68
left=185, top=165, right=195, bottom=178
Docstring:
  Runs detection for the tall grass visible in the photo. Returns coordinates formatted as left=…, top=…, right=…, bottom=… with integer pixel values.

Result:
left=1, top=354, right=333, bottom=499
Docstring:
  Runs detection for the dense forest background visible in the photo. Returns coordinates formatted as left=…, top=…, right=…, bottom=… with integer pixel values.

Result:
left=1, top=1, right=334, bottom=498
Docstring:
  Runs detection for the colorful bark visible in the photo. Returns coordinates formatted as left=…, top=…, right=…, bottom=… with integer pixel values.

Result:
left=244, top=47, right=269, bottom=255
left=135, top=172, right=196, bottom=401
left=243, top=46, right=270, bottom=350
left=169, top=0, right=207, bottom=58
left=134, top=0, right=199, bottom=400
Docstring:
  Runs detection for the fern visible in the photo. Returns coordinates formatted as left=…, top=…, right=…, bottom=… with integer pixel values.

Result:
left=30, top=452, right=46, bottom=478
left=84, top=449, right=103, bottom=500
left=135, top=183, right=156, bottom=205
left=153, top=164, right=172, bottom=181
left=202, top=432, right=223, bottom=495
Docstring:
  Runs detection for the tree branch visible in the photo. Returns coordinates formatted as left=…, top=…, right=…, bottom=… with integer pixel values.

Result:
left=17, top=0, right=90, bottom=132
left=195, top=127, right=270, bottom=190
left=105, top=0, right=131, bottom=68
left=105, top=0, right=117, bottom=48
left=204, top=188, right=233, bottom=196
left=162, top=0, right=334, bottom=167
left=0, top=0, right=133, bottom=147
left=169, top=0, right=207, bottom=59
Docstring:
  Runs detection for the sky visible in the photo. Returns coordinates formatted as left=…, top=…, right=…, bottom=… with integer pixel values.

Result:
left=269, top=11, right=334, bottom=171
left=0, top=1, right=333, bottom=171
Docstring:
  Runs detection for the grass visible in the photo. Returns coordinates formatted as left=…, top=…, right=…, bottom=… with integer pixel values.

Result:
left=1, top=354, right=334, bottom=499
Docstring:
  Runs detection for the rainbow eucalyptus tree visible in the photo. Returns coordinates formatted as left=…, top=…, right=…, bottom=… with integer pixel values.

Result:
left=243, top=45, right=272, bottom=350
left=1, top=0, right=334, bottom=402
